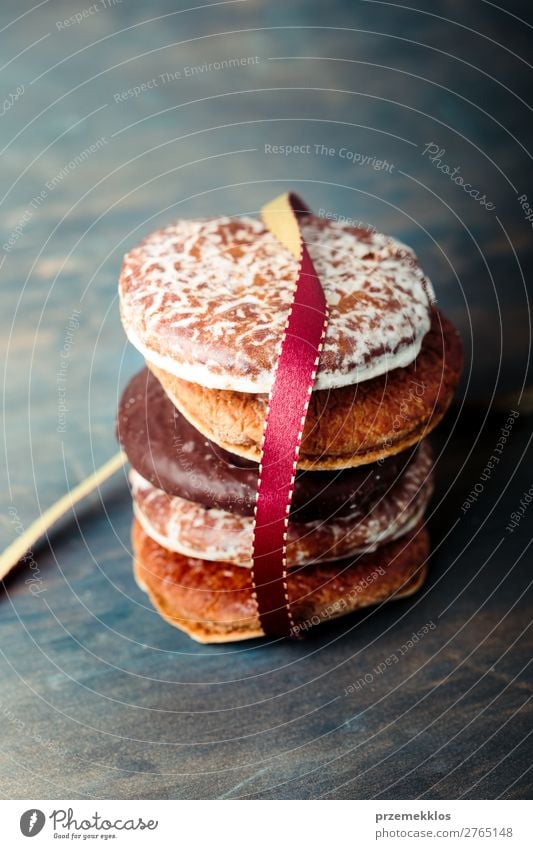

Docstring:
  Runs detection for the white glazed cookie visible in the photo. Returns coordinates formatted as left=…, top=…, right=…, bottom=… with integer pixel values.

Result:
left=132, top=518, right=430, bottom=643
left=130, top=441, right=433, bottom=567
left=119, top=215, right=435, bottom=393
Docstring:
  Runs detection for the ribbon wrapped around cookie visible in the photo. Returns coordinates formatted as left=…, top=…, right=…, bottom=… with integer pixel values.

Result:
left=251, top=193, right=330, bottom=637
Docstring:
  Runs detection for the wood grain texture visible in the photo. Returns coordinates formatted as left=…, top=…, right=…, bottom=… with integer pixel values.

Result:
left=1, top=0, right=532, bottom=800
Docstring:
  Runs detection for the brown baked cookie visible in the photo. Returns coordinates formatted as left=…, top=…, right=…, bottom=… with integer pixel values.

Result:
left=119, top=214, right=435, bottom=393
left=130, top=440, right=433, bottom=567
left=149, top=308, right=462, bottom=470
left=132, top=518, right=429, bottom=643
left=117, top=366, right=417, bottom=520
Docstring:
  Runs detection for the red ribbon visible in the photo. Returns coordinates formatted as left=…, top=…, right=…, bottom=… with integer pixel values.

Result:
left=251, top=193, right=329, bottom=637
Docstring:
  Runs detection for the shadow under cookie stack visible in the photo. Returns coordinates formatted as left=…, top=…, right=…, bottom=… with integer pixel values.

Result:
left=117, top=204, right=462, bottom=643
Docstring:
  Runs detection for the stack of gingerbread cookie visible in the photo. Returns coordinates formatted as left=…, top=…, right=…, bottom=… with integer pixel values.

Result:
left=117, top=211, right=462, bottom=642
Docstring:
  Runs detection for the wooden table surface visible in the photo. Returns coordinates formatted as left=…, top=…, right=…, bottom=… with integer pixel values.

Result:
left=1, top=0, right=532, bottom=799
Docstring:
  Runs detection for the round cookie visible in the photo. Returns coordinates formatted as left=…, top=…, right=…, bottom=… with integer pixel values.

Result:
left=130, top=440, right=433, bottom=566
left=117, top=367, right=418, bottom=519
left=149, top=308, right=462, bottom=470
left=119, top=214, right=435, bottom=393
left=132, top=518, right=429, bottom=643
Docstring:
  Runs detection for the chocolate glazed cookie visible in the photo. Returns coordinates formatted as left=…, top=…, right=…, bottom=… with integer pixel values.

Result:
left=117, top=368, right=420, bottom=522
left=149, top=308, right=463, bottom=469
